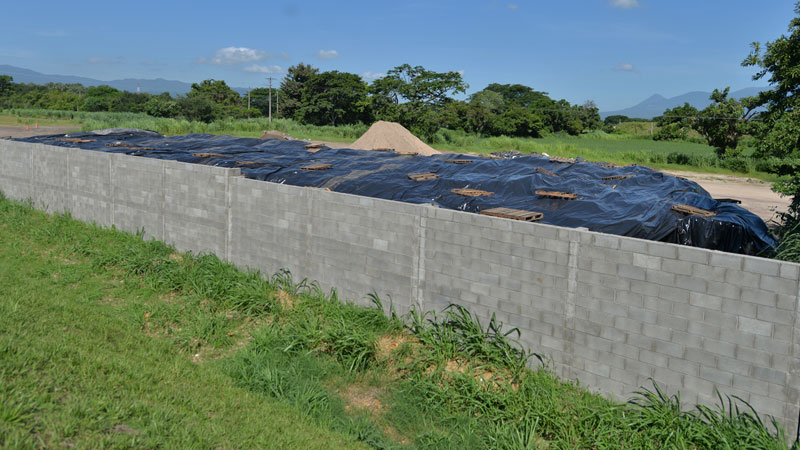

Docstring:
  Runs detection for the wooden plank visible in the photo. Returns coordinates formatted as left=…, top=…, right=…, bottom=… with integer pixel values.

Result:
left=536, top=167, right=557, bottom=176
left=192, top=152, right=225, bottom=158
left=395, top=150, right=419, bottom=155
left=445, top=159, right=473, bottom=164
left=481, top=207, right=543, bottom=222
left=236, top=161, right=263, bottom=166
left=672, top=204, right=716, bottom=217
left=57, top=138, right=96, bottom=143
left=601, top=174, right=636, bottom=181
left=372, top=147, right=394, bottom=152
left=549, top=156, right=575, bottom=164
left=408, top=172, right=439, bottom=181
left=301, top=163, right=332, bottom=171
left=535, top=190, right=578, bottom=200
left=452, top=188, right=493, bottom=197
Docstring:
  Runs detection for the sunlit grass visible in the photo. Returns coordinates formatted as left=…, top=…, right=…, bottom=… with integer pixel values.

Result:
left=0, top=192, right=792, bottom=449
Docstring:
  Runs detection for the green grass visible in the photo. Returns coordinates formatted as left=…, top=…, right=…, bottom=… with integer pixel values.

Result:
left=0, top=192, right=793, bottom=448
left=0, top=197, right=365, bottom=449
left=2, top=108, right=778, bottom=182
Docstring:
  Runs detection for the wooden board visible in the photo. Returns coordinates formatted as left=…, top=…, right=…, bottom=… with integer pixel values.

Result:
left=395, top=150, right=419, bottom=155
left=301, top=163, right=332, bottom=171
left=192, top=152, right=225, bottom=158
left=549, top=156, right=575, bottom=164
left=536, top=167, right=556, bottom=176
left=236, top=161, right=262, bottom=166
left=535, top=190, right=578, bottom=200
left=372, top=147, right=394, bottom=152
left=672, top=204, right=716, bottom=217
left=481, top=207, right=543, bottom=222
left=445, top=159, right=473, bottom=164
left=452, top=188, right=493, bottom=197
left=601, top=174, right=636, bottom=181
left=105, top=142, right=154, bottom=150
left=58, top=138, right=95, bottom=143
left=408, top=172, right=439, bottom=181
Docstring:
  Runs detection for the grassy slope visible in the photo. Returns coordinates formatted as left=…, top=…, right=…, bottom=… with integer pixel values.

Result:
left=0, top=193, right=791, bottom=449
left=0, top=199, right=363, bottom=449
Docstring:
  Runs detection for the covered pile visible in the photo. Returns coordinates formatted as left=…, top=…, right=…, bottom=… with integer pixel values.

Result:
left=16, top=128, right=778, bottom=255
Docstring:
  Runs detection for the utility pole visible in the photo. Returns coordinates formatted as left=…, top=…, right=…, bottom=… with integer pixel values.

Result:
left=276, top=87, right=279, bottom=117
left=247, top=88, right=250, bottom=110
left=268, top=77, right=273, bottom=123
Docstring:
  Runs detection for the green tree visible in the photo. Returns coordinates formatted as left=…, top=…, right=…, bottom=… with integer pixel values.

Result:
left=187, top=79, right=245, bottom=118
left=604, top=115, right=630, bottom=127
left=653, top=103, right=699, bottom=141
left=368, top=64, right=467, bottom=139
left=145, top=93, right=178, bottom=118
left=177, top=95, right=217, bottom=123
left=0, top=75, right=13, bottom=104
left=297, top=71, right=368, bottom=126
left=742, top=2, right=800, bottom=226
left=280, top=63, right=319, bottom=121
left=693, top=88, right=757, bottom=157
left=82, top=85, right=122, bottom=111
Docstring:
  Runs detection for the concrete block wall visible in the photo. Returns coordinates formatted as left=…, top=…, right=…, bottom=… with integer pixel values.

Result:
left=2, top=139, right=800, bottom=434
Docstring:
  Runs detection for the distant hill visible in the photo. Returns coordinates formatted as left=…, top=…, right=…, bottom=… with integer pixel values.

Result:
left=600, top=87, right=767, bottom=119
left=0, top=64, right=249, bottom=96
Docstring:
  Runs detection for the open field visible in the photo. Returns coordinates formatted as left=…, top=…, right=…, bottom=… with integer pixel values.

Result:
left=0, top=194, right=792, bottom=449
left=1, top=109, right=776, bottom=180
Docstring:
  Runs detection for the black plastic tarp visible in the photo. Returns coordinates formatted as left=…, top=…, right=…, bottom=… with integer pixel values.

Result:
left=15, top=129, right=779, bottom=255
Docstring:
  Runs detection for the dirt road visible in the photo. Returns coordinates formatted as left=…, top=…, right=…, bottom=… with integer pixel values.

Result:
left=666, top=170, right=789, bottom=226
left=0, top=125, right=80, bottom=139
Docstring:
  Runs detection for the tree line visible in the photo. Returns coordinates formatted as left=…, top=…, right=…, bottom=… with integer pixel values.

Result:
left=0, top=64, right=602, bottom=141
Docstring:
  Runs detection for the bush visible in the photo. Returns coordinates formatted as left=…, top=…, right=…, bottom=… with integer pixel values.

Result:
left=666, top=152, right=692, bottom=165
left=719, top=156, right=752, bottom=173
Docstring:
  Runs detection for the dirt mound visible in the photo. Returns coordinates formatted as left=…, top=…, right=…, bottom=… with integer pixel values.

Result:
left=259, top=130, right=292, bottom=141
left=350, top=121, right=440, bottom=156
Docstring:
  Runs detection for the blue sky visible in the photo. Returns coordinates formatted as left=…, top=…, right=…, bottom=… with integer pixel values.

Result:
left=1, top=0, right=796, bottom=110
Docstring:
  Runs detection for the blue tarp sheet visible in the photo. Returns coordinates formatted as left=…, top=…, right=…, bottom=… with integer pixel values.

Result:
left=16, top=129, right=779, bottom=255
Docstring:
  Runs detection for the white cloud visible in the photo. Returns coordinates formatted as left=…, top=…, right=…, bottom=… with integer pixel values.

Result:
left=315, top=49, right=339, bottom=60
left=614, top=62, right=635, bottom=72
left=611, top=0, right=640, bottom=9
left=244, top=64, right=284, bottom=74
left=200, top=47, right=268, bottom=65
left=361, top=71, right=385, bottom=81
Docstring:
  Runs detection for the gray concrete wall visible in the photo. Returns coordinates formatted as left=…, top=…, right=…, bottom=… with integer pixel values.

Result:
left=3, top=139, right=799, bottom=434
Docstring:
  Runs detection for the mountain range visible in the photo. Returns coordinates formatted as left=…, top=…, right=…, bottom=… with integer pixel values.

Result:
left=0, top=64, right=768, bottom=118
left=0, top=64, right=249, bottom=96
left=599, top=87, right=766, bottom=119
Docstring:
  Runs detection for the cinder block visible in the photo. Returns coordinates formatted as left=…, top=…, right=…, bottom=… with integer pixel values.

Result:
left=668, top=357, right=700, bottom=376
left=677, top=246, right=711, bottom=264
left=743, top=256, right=781, bottom=276
left=737, top=316, right=773, bottom=337
left=759, top=275, right=798, bottom=296
left=653, top=339, right=684, bottom=358
left=778, top=263, right=799, bottom=280
left=647, top=242, right=679, bottom=259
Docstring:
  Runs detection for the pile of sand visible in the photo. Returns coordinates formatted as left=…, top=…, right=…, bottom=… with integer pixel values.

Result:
left=350, top=121, right=440, bottom=156
left=259, top=130, right=293, bottom=141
